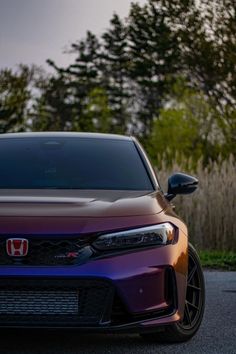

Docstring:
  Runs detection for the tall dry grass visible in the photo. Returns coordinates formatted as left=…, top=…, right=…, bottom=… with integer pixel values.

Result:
left=156, top=155, right=236, bottom=251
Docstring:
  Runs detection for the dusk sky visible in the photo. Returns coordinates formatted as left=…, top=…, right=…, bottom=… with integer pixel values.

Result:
left=0, top=0, right=147, bottom=71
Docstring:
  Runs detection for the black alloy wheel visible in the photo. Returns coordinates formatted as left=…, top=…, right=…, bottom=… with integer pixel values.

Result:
left=179, top=246, right=204, bottom=330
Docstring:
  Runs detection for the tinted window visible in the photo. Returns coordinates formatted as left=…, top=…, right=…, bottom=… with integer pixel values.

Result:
left=0, top=137, right=153, bottom=190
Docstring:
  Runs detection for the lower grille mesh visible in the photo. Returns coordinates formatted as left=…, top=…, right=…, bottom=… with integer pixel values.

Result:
left=0, top=290, right=79, bottom=315
left=0, top=279, right=114, bottom=327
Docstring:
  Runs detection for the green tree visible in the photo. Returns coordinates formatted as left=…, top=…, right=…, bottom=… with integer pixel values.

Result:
left=128, top=0, right=180, bottom=136
left=0, top=65, right=34, bottom=133
left=57, top=31, right=101, bottom=131
left=32, top=71, right=75, bottom=131
left=166, top=0, right=236, bottom=110
left=27, top=0, right=235, bottom=161
left=83, top=88, right=112, bottom=133
left=165, top=0, right=236, bottom=158
left=38, top=31, right=102, bottom=132
left=101, top=14, right=131, bottom=133
left=149, top=81, right=223, bottom=167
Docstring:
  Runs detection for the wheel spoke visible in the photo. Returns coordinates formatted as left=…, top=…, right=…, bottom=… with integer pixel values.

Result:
left=186, top=300, right=199, bottom=311
left=180, top=248, right=205, bottom=331
left=184, top=302, right=192, bottom=326
left=188, top=264, right=197, bottom=283
left=187, top=283, right=201, bottom=291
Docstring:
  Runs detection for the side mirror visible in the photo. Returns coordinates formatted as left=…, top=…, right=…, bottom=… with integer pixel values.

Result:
left=165, top=173, right=198, bottom=201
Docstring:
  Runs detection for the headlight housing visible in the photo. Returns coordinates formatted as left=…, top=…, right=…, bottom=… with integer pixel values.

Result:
left=92, top=223, right=175, bottom=251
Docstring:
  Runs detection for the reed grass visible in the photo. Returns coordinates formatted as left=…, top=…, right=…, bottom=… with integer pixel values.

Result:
left=156, top=155, right=236, bottom=251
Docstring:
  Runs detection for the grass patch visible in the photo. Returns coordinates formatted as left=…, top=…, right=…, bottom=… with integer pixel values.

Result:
left=199, top=250, right=236, bottom=271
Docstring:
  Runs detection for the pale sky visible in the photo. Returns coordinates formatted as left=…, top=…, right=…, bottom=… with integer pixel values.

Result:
left=0, top=0, right=147, bottom=71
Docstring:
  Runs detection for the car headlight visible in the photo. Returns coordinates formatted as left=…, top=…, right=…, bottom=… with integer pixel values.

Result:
left=92, top=223, right=175, bottom=251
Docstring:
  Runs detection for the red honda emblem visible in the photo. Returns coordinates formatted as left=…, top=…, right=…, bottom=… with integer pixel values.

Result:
left=6, top=238, right=29, bottom=257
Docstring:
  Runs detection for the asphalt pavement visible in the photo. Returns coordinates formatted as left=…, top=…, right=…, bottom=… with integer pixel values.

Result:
left=0, top=271, right=235, bottom=354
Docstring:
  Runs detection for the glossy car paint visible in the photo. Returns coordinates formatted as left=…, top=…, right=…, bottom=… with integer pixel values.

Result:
left=0, top=133, right=188, bottom=331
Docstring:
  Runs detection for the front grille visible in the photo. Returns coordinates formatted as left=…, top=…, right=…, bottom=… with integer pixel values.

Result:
left=0, top=290, right=79, bottom=315
left=0, top=278, right=114, bottom=327
left=0, top=236, right=94, bottom=266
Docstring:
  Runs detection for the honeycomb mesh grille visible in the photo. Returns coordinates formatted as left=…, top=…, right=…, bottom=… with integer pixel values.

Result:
left=0, top=279, right=114, bottom=327
left=0, top=290, right=79, bottom=315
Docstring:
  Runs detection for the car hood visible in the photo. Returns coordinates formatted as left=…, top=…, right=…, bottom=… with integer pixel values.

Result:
left=0, top=190, right=172, bottom=235
left=0, top=189, right=167, bottom=218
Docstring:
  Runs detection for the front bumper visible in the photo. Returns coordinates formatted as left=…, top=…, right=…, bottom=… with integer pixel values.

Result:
left=0, top=234, right=188, bottom=331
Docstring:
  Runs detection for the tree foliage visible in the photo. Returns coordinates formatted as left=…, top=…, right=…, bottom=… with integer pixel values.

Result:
left=101, top=14, right=131, bottom=133
left=0, top=65, right=35, bottom=133
left=0, top=0, right=235, bottom=163
left=148, top=79, right=224, bottom=167
left=128, top=1, right=180, bottom=135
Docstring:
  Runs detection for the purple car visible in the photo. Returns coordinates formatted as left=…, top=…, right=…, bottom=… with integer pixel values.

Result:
left=0, top=132, right=205, bottom=342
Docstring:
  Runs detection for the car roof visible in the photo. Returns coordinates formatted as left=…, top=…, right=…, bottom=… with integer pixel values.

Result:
left=0, top=132, right=133, bottom=141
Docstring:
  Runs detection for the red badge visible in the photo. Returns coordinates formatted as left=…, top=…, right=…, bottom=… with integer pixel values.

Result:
left=6, top=238, right=29, bottom=257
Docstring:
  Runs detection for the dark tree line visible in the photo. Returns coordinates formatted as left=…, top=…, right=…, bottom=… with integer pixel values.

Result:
left=0, top=0, right=235, bottom=163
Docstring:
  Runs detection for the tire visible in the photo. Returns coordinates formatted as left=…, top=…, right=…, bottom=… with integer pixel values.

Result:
left=140, top=243, right=205, bottom=343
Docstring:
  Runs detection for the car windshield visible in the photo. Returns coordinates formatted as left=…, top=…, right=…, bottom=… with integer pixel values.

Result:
left=0, top=137, right=153, bottom=190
